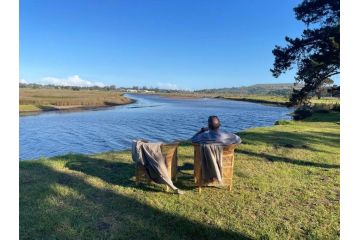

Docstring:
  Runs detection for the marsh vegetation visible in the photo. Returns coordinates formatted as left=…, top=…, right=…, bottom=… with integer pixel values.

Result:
left=19, top=88, right=133, bottom=114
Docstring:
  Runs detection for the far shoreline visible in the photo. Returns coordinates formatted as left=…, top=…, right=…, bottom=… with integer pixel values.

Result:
left=132, top=92, right=291, bottom=106
left=20, top=98, right=136, bottom=116
left=132, top=92, right=338, bottom=109
left=20, top=88, right=137, bottom=116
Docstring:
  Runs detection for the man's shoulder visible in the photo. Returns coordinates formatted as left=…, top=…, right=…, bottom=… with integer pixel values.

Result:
left=218, top=130, right=235, bottom=136
left=191, top=131, right=209, bottom=143
left=219, top=131, right=241, bottom=140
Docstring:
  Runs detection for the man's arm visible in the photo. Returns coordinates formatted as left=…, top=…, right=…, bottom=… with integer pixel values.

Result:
left=190, top=127, right=208, bottom=143
left=234, top=134, right=242, bottom=144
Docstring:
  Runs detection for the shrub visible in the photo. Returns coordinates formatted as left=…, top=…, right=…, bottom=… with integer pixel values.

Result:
left=293, top=106, right=313, bottom=120
left=314, top=109, right=330, bottom=114
left=332, top=103, right=340, bottom=112
left=274, top=120, right=293, bottom=125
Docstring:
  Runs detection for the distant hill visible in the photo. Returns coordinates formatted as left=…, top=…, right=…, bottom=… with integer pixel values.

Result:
left=195, top=83, right=302, bottom=96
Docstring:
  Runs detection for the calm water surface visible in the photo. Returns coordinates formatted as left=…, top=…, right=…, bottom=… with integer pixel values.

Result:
left=20, top=94, right=292, bottom=160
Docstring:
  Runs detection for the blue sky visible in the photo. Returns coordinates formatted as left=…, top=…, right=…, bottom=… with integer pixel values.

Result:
left=20, top=0, right=333, bottom=90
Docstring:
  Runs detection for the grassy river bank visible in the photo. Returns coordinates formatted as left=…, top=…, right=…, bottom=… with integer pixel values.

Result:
left=20, top=111, right=339, bottom=239
left=19, top=88, right=134, bottom=115
left=143, top=92, right=340, bottom=109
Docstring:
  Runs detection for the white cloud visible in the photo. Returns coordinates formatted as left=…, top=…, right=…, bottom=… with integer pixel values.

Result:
left=20, top=79, right=28, bottom=84
left=157, top=82, right=179, bottom=90
left=156, top=82, right=192, bottom=91
left=40, top=75, right=106, bottom=87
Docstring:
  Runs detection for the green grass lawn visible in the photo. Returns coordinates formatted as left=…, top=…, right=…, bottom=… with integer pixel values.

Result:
left=20, top=112, right=340, bottom=239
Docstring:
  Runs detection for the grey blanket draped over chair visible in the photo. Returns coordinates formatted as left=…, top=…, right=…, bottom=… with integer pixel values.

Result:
left=199, top=144, right=224, bottom=184
left=132, top=140, right=174, bottom=187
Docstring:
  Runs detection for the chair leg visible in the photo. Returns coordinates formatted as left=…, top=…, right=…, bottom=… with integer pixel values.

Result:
left=135, top=167, right=139, bottom=185
left=166, top=185, right=169, bottom=192
left=198, top=186, right=202, bottom=193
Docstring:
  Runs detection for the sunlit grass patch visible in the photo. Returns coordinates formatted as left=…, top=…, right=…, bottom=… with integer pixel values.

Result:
left=19, top=104, right=42, bottom=112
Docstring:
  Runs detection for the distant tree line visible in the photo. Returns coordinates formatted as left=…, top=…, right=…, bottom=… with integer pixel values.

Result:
left=195, top=84, right=302, bottom=97
left=20, top=82, right=339, bottom=97
left=19, top=83, right=190, bottom=94
left=20, top=83, right=118, bottom=91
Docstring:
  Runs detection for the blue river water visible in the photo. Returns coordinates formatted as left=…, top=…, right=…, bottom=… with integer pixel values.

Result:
left=20, top=94, right=292, bottom=160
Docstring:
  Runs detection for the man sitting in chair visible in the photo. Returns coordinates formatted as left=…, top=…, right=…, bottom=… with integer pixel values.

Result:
left=191, top=116, right=241, bottom=145
left=191, top=116, right=240, bottom=188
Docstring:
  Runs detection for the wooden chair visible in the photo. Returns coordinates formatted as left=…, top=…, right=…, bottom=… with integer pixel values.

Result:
left=193, top=143, right=237, bottom=193
left=135, top=142, right=179, bottom=191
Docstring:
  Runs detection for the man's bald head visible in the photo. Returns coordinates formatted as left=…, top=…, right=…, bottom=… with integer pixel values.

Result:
left=208, top=116, right=221, bottom=130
